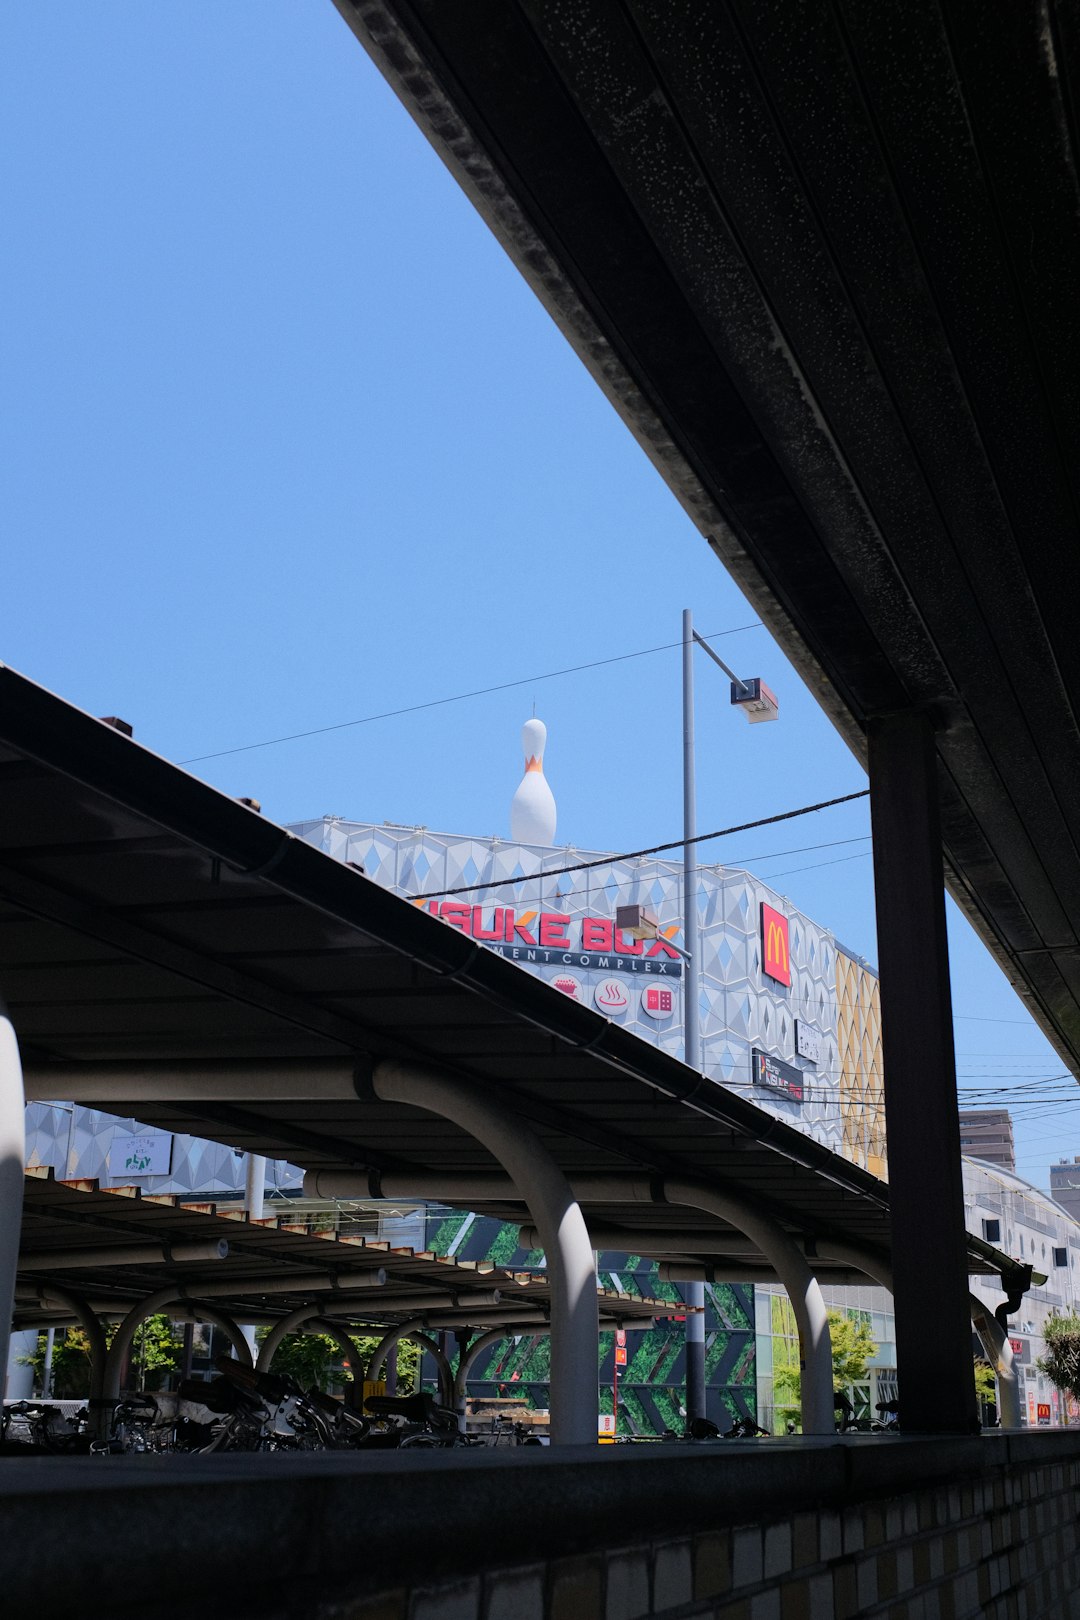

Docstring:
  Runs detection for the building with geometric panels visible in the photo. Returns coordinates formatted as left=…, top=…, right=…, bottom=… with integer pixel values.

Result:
left=289, top=812, right=887, bottom=1180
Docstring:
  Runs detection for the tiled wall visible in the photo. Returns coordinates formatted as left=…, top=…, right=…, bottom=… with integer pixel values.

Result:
left=339, top=1449, right=1080, bottom=1620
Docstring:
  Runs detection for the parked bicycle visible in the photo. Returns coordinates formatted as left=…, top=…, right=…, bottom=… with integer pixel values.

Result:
left=2, top=1399, right=90, bottom=1454
left=364, top=1390, right=480, bottom=1449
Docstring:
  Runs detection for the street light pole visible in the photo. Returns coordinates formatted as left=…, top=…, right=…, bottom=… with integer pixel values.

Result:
left=681, top=608, right=707, bottom=1424
left=679, top=608, right=778, bottom=1429
left=682, top=608, right=702, bottom=1074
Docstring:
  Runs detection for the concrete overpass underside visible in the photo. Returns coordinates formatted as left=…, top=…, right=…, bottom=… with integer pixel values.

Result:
left=336, top=0, right=1080, bottom=1072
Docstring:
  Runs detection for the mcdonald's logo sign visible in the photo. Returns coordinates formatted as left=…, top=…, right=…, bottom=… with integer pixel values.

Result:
left=761, top=903, right=790, bottom=986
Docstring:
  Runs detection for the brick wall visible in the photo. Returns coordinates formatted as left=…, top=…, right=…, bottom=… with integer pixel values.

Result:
left=337, top=1441, right=1080, bottom=1620
left=5, top=1433, right=1080, bottom=1619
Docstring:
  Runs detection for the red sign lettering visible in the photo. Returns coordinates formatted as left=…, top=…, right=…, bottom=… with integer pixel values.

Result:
left=582, top=917, right=613, bottom=952
left=504, top=909, right=537, bottom=945
left=471, top=907, right=505, bottom=941
left=440, top=902, right=473, bottom=935
left=539, top=914, right=570, bottom=948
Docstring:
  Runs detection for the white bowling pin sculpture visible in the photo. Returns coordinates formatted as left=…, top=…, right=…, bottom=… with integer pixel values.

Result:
left=510, top=717, right=557, bottom=845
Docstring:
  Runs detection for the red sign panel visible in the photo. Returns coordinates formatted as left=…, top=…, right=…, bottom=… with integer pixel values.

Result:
left=614, top=1346, right=627, bottom=1367
left=761, top=903, right=790, bottom=985
left=1038, top=1403, right=1051, bottom=1424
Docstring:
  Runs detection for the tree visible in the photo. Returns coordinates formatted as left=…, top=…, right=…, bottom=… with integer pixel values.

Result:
left=770, top=1308, right=878, bottom=1425
left=1037, top=1309, right=1080, bottom=1402
left=828, top=1311, right=876, bottom=1386
left=129, top=1315, right=184, bottom=1391
left=974, top=1359, right=997, bottom=1406
left=254, top=1329, right=420, bottom=1394
left=20, top=1314, right=183, bottom=1396
left=21, top=1328, right=96, bottom=1398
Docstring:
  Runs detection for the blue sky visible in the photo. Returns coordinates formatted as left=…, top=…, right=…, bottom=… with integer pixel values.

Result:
left=1, top=3, right=1071, bottom=1185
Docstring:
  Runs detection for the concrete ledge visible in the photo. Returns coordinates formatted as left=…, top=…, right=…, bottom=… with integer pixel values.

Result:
left=3, top=1432, right=1079, bottom=1618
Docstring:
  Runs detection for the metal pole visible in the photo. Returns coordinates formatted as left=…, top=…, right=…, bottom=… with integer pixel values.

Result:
left=682, top=608, right=701, bottom=1070
left=244, top=1153, right=266, bottom=1221
left=681, top=609, right=707, bottom=1425
left=181, top=1320, right=195, bottom=1382
left=241, top=1153, right=266, bottom=1361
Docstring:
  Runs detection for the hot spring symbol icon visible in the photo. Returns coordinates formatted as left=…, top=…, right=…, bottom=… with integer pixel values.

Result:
left=593, top=978, right=630, bottom=1015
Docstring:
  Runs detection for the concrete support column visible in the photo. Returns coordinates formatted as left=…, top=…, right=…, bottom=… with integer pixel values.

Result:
left=373, top=1061, right=598, bottom=1445
left=868, top=712, right=978, bottom=1434
left=0, top=1016, right=26, bottom=1388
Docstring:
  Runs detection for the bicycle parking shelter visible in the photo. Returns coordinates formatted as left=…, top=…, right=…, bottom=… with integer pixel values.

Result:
left=0, top=667, right=1025, bottom=1445
left=12, top=1167, right=675, bottom=1431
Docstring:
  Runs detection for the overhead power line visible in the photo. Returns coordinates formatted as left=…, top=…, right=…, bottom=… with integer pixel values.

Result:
left=411, top=789, right=870, bottom=899
left=179, top=621, right=762, bottom=765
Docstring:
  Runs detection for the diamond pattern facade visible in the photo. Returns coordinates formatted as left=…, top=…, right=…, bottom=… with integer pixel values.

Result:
left=24, top=1101, right=302, bottom=1198
left=292, top=818, right=884, bottom=1163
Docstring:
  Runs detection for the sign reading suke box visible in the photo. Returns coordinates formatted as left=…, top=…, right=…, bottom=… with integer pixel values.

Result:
left=110, top=1131, right=173, bottom=1179
left=751, top=1048, right=805, bottom=1105
left=761, top=902, right=790, bottom=986
left=794, top=1021, right=821, bottom=1065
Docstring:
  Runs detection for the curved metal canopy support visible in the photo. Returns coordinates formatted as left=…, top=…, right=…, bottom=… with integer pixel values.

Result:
left=364, top=1317, right=454, bottom=1407
left=454, top=1325, right=552, bottom=1429
left=256, top=1305, right=364, bottom=1410
left=100, top=1288, right=252, bottom=1438
left=28, top=1283, right=108, bottom=1404
left=372, top=1061, right=598, bottom=1445
left=662, top=1177, right=835, bottom=1435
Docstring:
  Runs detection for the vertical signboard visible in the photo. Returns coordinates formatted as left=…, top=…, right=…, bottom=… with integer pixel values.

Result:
left=794, top=1021, right=821, bottom=1064
left=761, top=903, right=790, bottom=986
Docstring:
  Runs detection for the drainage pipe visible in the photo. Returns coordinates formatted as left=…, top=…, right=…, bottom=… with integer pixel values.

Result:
left=970, top=1294, right=1021, bottom=1431
left=19, top=1239, right=230, bottom=1271
left=659, top=1262, right=869, bottom=1287
left=178, top=1267, right=387, bottom=1301
left=521, top=1223, right=762, bottom=1259
left=372, top=1062, right=598, bottom=1445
